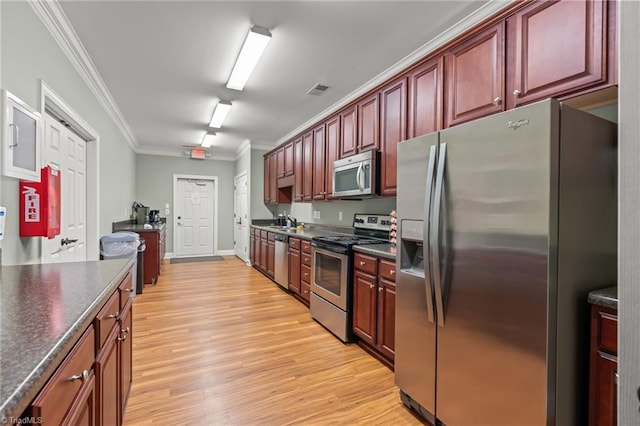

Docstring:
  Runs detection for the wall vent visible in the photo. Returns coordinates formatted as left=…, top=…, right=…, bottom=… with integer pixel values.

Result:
left=306, top=83, right=329, bottom=96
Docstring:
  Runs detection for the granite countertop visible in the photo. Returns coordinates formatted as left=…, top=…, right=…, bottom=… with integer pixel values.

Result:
left=354, top=243, right=397, bottom=261
left=113, top=221, right=165, bottom=232
left=0, top=259, right=134, bottom=420
left=588, top=286, right=618, bottom=310
left=251, top=224, right=352, bottom=241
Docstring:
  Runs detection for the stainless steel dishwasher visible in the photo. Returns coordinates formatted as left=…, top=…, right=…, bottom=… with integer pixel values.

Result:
left=274, top=233, right=289, bottom=289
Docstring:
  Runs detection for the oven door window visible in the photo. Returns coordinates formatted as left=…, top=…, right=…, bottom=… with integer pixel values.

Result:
left=315, top=253, right=343, bottom=297
left=312, top=248, right=348, bottom=310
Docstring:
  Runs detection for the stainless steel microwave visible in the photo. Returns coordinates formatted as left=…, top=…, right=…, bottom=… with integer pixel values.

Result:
left=332, top=150, right=378, bottom=198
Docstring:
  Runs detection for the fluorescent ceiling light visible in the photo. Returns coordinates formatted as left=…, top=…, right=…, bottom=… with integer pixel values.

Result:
left=209, top=100, right=232, bottom=128
left=201, top=132, right=216, bottom=148
left=226, top=25, right=272, bottom=91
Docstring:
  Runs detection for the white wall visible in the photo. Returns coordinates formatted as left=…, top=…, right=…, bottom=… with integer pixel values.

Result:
left=619, top=0, right=640, bottom=423
left=0, top=2, right=136, bottom=264
left=135, top=154, right=236, bottom=253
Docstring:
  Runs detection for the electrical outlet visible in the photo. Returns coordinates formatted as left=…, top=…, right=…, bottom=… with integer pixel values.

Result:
left=165, top=209, right=170, bottom=215
left=316, top=210, right=321, bottom=220
left=338, top=211, right=343, bottom=221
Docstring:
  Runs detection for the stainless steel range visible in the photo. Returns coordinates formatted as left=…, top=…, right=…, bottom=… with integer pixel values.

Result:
left=310, top=213, right=391, bottom=342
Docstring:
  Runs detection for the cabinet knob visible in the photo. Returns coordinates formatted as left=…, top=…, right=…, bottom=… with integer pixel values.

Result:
left=68, top=370, right=89, bottom=382
left=126, top=288, right=135, bottom=293
left=122, top=326, right=130, bottom=334
left=360, top=261, right=366, bottom=266
left=390, top=269, right=395, bottom=275
left=107, top=311, right=119, bottom=319
left=513, top=89, right=522, bottom=97
left=378, top=287, right=383, bottom=292
left=118, top=334, right=128, bottom=342
left=493, top=97, right=502, bottom=105
left=369, top=283, right=374, bottom=289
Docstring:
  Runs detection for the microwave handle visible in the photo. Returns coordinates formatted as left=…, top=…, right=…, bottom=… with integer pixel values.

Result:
left=356, top=163, right=364, bottom=191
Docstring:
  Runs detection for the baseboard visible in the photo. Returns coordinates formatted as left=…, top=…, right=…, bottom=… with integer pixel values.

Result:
left=165, top=252, right=174, bottom=259
left=217, top=250, right=235, bottom=256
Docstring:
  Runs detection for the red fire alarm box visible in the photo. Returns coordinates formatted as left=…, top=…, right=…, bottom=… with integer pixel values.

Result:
left=19, top=166, right=61, bottom=238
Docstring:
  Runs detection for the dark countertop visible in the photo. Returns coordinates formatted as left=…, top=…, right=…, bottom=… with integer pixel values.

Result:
left=251, top=224, right=352, bottom=241
left=588, top=286, right=618, bottom=310
left=113, top=221, right=165, bottom=232
left=0, top=259, right=134, bottom=420
left=354, top=244, right=397, bottom=261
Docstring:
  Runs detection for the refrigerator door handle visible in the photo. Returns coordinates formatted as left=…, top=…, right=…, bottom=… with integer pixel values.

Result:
left=423, top=144, right=438, bottom=323
left=432, top=142, right=447, bottom=327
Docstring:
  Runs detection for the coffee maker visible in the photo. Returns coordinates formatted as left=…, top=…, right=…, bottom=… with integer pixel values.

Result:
left=148, top=210, right=160, bottom=223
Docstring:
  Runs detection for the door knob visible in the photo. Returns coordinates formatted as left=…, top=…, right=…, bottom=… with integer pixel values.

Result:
left=61, top=238, right=78, bottom=246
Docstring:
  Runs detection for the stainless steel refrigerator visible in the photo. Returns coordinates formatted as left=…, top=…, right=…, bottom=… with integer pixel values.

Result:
left=395, top=99, right=617, bottom=426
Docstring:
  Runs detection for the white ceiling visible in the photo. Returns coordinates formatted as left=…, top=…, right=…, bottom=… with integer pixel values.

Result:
left=58, top=1, right=492, bottom=160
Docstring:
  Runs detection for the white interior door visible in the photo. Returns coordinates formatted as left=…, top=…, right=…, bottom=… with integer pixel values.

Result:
left=176, top=178, right=214, bottom=257
left=42, top=113, right=87, bottom=263
left=234, top=172, right=249, bottom=262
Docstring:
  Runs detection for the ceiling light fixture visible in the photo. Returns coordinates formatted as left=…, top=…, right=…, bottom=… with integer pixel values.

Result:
left=201, top=132, right=216, bottom=148
left=226, top=25, right=272, bottom=91
left=209, top=100, right=232, bottom=128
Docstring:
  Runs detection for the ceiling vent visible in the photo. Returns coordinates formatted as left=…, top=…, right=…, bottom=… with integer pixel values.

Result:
left=306, top=83, right=329, bottom=96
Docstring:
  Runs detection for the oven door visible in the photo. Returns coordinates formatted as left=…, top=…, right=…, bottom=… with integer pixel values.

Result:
left=311, top=246, right=349, bottom=311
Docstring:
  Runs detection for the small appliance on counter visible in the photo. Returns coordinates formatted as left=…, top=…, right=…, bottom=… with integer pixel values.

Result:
left=148, top=210, right=160, bottom=223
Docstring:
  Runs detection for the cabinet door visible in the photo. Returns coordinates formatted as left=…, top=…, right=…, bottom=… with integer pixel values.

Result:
left=288, top=248, right=301, bottom=294
left=284, top=141, right=294, bottom=176
left=353, top=270, right=377, bottom=346
left=293, top=137, right=303, bottom=201
left=276, top=147, right=285, bottom=178
left=506, top=0, right=607, bottom=109
left=269, top=154, right=277, bottom=203
left=267, top=239, right=275, bottom=278
left=589, top=351, right=617, bottom=426
left=380, top=77, right=407, bottom=196
left=312, top=123, right=327, bottom=200
left=119, top=303, right=133, bottom=423
left=63, top=372, right=96, bottom=426
left=358, top=93, right=380, bottom=152
left=445, top=22, right=505, bottom=127
left=249, top=233, right=255, bottom=265
left=325, top=114, right=340, bottom=199
left=408, top=56, right=443, bottom=138
left=377, top=278, right=396, bottom=361
left=340, top=106, right=358, bottom=158
left=263, top=155, right=270, bottom=204
left=2, top=90, right=42, bottom=181
left=260, top=238, right=268, bottom=271
left=302, top=131, right=314, bottom=201
left=95, top=327, right=119, bottom=426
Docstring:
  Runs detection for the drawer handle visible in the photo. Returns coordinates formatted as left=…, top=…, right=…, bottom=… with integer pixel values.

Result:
left=378, top=287, right=383, bottom=292
left=360, top=261, right=366, bottom=266
left=126, top=288, right=135, bottom=293
left=369, top=284, right=374, bottom=289
left=69, top=370, right=89, bottom=382
left=107, top=311, right=119, bottom=319
left=122, top=326, right=130, bottom=334
left=118, top=334, right=128, bottom=342
left=390, top=270, right=395, bottom=275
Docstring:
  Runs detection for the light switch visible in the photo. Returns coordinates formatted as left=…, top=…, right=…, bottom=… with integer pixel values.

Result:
left=165, top=203, right=170, bottom=209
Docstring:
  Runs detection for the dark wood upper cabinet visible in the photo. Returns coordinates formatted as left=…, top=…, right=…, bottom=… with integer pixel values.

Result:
left=380, top=77, right=407, bottom=197
left=325, top=114, right=340, bottom=199
left=506, top=0, right=608, bottom=109
left=269, top=153, right=277, bottom=202
left=302, top=131, right=314, bottom=201
left=276, top=146, right=285, bottom=178
left=358, top=93, right=380, bottom=152
left=340, top=105, right=358, bottom=158
left=284, top=141, right=294, bottom=177
left=445, top=22, right=505, bottom=127
left=263, top=155, right=271, bottom=204
left=408, top=56, right=443, bottom=139
left=312, top=124, right=327, bottom=200
left=293, top=137, right=303, bottom=202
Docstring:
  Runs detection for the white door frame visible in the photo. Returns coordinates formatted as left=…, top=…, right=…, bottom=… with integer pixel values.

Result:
left=39, top=80, right=100, bottom=261
left=172, top=174, right=219, bottom=257
left=234, top=171, right=249, bottom=264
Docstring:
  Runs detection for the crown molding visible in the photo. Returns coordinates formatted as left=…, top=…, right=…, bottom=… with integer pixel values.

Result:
left=29, top=0, right=138, bottom=151
left=278, top=0, right=515, bottom=145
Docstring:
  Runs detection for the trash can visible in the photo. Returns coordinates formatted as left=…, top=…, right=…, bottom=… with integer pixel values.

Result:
left=100, top=231, right=143, bottom=295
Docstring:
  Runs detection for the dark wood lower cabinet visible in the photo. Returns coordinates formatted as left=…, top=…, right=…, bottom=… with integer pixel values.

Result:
left=288, top=238, right=301, bottom=294
left=352, top=253, right=396, bottom=365
left=95, top=326, right=119, bottom=426
left=589, top=304, right=618, bottom=426
left=119, top=302, right=133, bottom=422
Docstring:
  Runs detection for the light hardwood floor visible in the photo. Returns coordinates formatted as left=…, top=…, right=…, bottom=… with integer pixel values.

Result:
left=123, top=256, right=425, bottom=425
